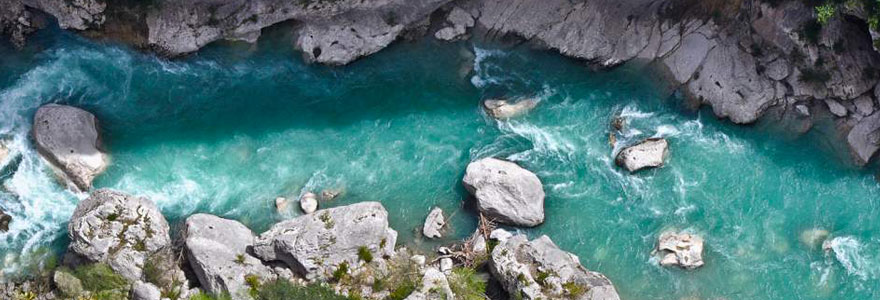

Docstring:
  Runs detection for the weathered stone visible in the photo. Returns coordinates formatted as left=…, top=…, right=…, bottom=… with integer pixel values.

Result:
left=422, top=207, right=445, bottom=239
left=799, top=228, right=830, bottom=249
left=33, top=104, right=108, bottom=191
left=847, top=111, right=880, bottom=166
left=434, top=7, right=474, bottom=41
left=184, top=214, right=274, bottom=299
left=299, top=192, right=318, bottom=214
left=0, top=209, right=10, bottom=232
left=615, top=138, right=668, bottom=172
left=53, top=270, right=83, bottom=298
left=411, top=255, right=426, bottom=266
left=483, top=98, right=538, bottom=119
left=855, top=95, right=875, bottom=116
left=825, top=99, right=848, bottom=117
left=462, top=158, right=545, bottom=227
left=131, top=281, right=161, bottom=300
left=655, top=231, right=704, bottom=269
left=439, top=257, right=453, bottom=273
left=275, top=197, right=288, bottom=213
left=405, top=267, right=454, bottom=300
left=489, top=231, right=620, bottom=300
left=67, top=189, right=171, bottom=281
left=795, top=104, right=810, bottom=117
left=253, top=202, right=397, bottom=280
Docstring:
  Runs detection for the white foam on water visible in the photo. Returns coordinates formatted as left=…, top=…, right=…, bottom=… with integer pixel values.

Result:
left=500, top=121, right=576, bottom=163
left=825, top=236, right=880, bottom=281
left=470, top=47, right=509, bottom=88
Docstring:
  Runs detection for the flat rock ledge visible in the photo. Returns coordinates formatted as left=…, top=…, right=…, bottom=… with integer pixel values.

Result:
left=253, top=201, right=398, bottom=281
left=33, top=104, right=107, bottom=191
left=654, top=231, right=704, bottom=270
left=462, top=158, right=545, bottom=227
left=184, top=214, right=276, bottom=300
left=615, top=138, right=668, bottom=173
left=67, top=189, right=171, bottom=281
left=489, top=230, right=621, bottom=300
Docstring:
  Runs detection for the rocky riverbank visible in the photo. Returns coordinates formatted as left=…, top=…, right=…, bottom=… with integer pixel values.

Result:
left=4, top=0, right=880, bottom=165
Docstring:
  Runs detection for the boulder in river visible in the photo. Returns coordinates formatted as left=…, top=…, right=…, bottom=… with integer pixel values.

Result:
left=422, top=207, right=445, bottom=239
left=32, top=104, right=108, bottom=191
left=615, top=138, right=668, bottom=172
left=274, top=197, right=288, bottom=213
left=462, top=158, right=545, bottom=227
left=655, top=231, right=704, bottom=270
left=799, top=228, right=830, bottom=249
left=489, top=230, right=620, bottom=300
left=0, top=140, right=9, bottom=163
left=184, top=214, right=275, bottom=299
left=67, top=189, right=171, bottom=281
left=0, top=209, right=11, bottom=232
left=299, top=192, right=318, bottom=214
left=483, top=98, right=539, bottom=119
left=847, top=111, right=880, bottom=166
left=252, top=202, right=397, bottom=280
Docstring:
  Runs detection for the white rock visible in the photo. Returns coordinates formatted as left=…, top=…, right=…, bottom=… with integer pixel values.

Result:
left=799, top=228, right=830, bottom=249
left=33, top=104, right=108, bottom=191
left=299, top=192, right=318, bottom=214
left=490, top=228, right=513, bottom=242
left=131, top=281, right=161, bottom=300
left=483, top=98, right=539, bottom=119
left=655, top=231, right=704, bottom=269
left=411, top=255, right=426, bottom=266
left=463, top=158, right=545, bottom=227
left=615, top=138, right=669, bottom=172
left=439, top=257, right=453, bottom=273
left=275, top=197, right=288, bottom=213
left=825, top=99, right=848, bottom=117
left=422, top=207, right=445, bottom=239
left=795, top=104, right=810, bottom=117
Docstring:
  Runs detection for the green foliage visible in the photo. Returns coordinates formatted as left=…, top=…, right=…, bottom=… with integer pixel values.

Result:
left=332, top=262, right=349, bottom=282
left=357, top=246, right=373, bottom=263
left=535, top=271, right=550, bottom=286
left=448, top=267, right=487, bottom=300
left=487, top=239, right=500, bottom=253
left=800, top=19, right=823, bottom=44
left=256, top=281, right=352, bottom=300
left=70, top=263, right=129, bottom=293
left=816, top=2, right=836, bottom=24
left=386, top=280, right=417, bottom=300
left=235, top=253, right=247, bottom=265
left=798, top=67, right=832, bottom=83
left=562, top=282, right=587, bottom=299
left=188, top=291, right=232, bottom=300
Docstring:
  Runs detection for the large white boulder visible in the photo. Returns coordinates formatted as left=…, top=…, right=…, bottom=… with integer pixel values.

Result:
left=463, top=158, right=545, bottom=227
left=655, top=231, right=704, bottom=270
left=483, top=98, right=539, bottom=119
left=615, top=138, right=668, bottom=172
left=33, top=104, right=108, bottom=191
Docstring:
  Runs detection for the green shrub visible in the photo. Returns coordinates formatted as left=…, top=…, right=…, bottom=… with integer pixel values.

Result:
left=798, top=67, right=832, bottom=83
left=256, top=281, right=351, bottom=300
left=816, top=3, right=835, bottom=24
left=386, top=280, right=417, bottom=300
left=800, top=19, right=822, bottom=44
left=448, top=267, right=487, bottom=300
left=332, top=262, right=349, bottom=282
left=357, top=246, right=373, bottom=263
left=70, top=263, right=129, bottom=293
left=562, top=281, right=587, bottom=299
left=535, top=271, right=550, bottom=286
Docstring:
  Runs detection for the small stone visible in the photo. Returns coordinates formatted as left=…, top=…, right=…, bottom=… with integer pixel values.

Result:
left=470, top=229, right=487, bottom=254
left=437, top=246, right=452, bottom=255
left=615, top=138, right=669, bottom=172
left=131, top=281, right=161, bottom=300
left=321, top=189, right=341, bottom=201
left=422, top=207, right=445, bottom=239
left=299, top=192, right=318, bottom=214
left=275, top=197, right=288, bottom=213
left=439, top=257, right=453, bottom=273
left=411, top=255, right=426, bottom=266
left=483, top=98, right=539, bottom=119
left=489, top=229, right=513, bottom=242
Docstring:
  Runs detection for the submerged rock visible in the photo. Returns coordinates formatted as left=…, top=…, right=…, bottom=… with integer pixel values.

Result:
left=253, top=202, right=397, bottom=280
left=422, top=207, right=445, bottom=239
left=299, top=192, right=318, bottom=214
left=615, top=138, right=668, bottom=172
left=655, top=231, right=704, bottom=270
left=489, top=230, right=620, bottom=300
left=67, top=189, right=171, bottom=281
left=184, top=214, right=275, bottom=299
left=799, top=228, right=830, bottom=249
left=33, top=104, right=108, bottom=191
left=462, top=158, right=545, bottom=227
left=483, top=98, right=539, bottom=119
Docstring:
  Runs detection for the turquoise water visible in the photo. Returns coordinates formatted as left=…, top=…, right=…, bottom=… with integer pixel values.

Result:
left=2, top=25, right=880, bottom=299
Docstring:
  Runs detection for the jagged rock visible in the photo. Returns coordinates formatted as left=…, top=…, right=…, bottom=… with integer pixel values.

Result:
left=33, top=104, right=108, bottom=191
left=799, top=228, right=830, bottom=249
left=422, top=207, right=445, bottom=239
left=855, top=95, right=875, bottom=116
left=405, top=267, right=454, bottom=300
left=297, top=13, right=403, bottom=65
left=490, top=228, right=512, bottom=242
left=321, top=189, right=341, bottom=201
left=299, top=192, right=318, bottom=214
left=655, top=231, right=704, bottom=269
left=489, top=230, right=620, bottom=300
left=131, top=281, right=161, bottom=300
left=483, top=98, right=538, bottom=119
left=184, top=214, right=275, bottom=299
left=615, top=138, right=668, bottom=172
left=53, top=270, right=83, bottom=298
left=795, top=104, right=810, bottom=117
left=253, top=202, right=398, bottom=280
left=847, top=111, right=880, bottom=166
left=434, top=7, right=474, bottom=41
left=462, top=158, right=545, bottom=227
left=825, top=99, right=848, bottom=117
left=0, top=209, right=10, bottom=232
left=275, top=197, right=288, bottom=213
left=67, top=189, right=171, bottom=281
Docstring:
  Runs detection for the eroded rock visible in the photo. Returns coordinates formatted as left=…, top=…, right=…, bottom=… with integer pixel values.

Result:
left=422, top=207, right=445, bottom=239
left=184, top=214, right=275, bottom=299
left=799, top=228, right=830, bottom=249
left=253, top=202, right=397, bottom=280
left=33, top=104, right=108, bottom=191
left=655, top=231, right=704, bottom=269
left=299, top=192, right=318, bottom=214
left=615, top=138, right=668, bottom=172
left=462, top=158, right=545, bottom=227
left=483, top=98, right=538, bottom=119
left=847, top=111, right=880, bottom=166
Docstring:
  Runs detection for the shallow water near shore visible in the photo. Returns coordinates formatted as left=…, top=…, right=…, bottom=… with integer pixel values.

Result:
left=1, top=25, right=880, bottom=299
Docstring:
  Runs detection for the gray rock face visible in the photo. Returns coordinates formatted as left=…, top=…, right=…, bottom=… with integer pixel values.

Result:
left=184, top=214, right=275, bottom=299
left=655, top=231, right=704, bottom=269
left=434, top=7, right=474, bottom=41
left=825, top=99, right=848, bottom=117
left=483, top=98, right=539, bottom=119
left=253, top=202, right=398, bottom=280
left=615, top=138, right=668, bottom=172
left=33, top=104, right=107, bottom=191
left=67, top=189, right=171, bottom=281
left=422, top=207, right=445, bottom=239
left=130, top=281, right=161, bottom=300
left=489, top=230, right=620, bottom=300
left=848, top=111, right=880, bottom=166
left=462, top=158, right=545, bottom=227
